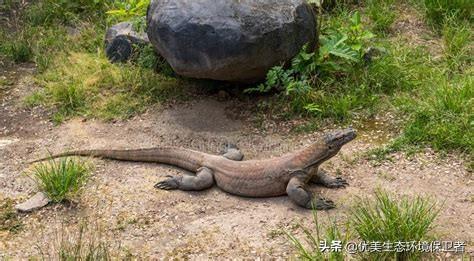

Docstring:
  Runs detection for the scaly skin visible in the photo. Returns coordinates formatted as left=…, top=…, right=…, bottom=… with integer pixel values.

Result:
left=32, top=128, right=356, bottom=209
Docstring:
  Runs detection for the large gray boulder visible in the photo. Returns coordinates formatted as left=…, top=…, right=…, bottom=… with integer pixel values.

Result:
left=147, top=0, right=317, bottom=82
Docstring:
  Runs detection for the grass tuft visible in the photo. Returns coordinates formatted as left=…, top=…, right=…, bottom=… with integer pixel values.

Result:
left=441, top=17, right=472, bottom=71
left=286, top=207, right=349, bottom=260
left=351, top=189, right=440, bottom=260
left=366, top=0, right=396, bottom=34
left=56, top=224, right=111, bottom=261
left=29, top=158, right=91, bottom=203
left=399, top=76, right=473, bottom=154
left=0, top=198, right=23, bottom=233
left=0, top=30, right=33, bottom=63
left=37, top=222, right=115, bottom=260
left=286, top=190, right=440, bottom=260
left=421, top=0, right=473, bottom=26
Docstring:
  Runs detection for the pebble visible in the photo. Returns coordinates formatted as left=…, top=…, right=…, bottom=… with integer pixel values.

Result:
left=15, top=192, right=50, bottom=212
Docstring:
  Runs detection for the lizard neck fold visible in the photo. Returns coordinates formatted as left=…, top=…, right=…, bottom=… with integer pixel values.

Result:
left=290, top=141, right=334, bottom=169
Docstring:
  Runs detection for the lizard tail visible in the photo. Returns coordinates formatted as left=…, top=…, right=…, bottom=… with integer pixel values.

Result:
left=30, top=148, right=207, bottom=172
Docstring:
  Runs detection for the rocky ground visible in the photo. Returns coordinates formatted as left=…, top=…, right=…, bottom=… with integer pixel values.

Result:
left=0, top=62, right=472, bottom=259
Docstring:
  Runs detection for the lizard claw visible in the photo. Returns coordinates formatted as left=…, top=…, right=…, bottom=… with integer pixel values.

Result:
left=154, top=177, right=180, bottom=190
left=326, top=177, right=349, bottom=188
left=308, top=197, right=336, bottom=210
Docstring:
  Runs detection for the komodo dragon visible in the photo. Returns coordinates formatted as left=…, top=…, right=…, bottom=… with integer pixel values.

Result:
left=32, top=128, right=356, bottom=209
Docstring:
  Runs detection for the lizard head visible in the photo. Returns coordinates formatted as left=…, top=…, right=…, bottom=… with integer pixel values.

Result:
left=324, top=128, right=357, bottom=151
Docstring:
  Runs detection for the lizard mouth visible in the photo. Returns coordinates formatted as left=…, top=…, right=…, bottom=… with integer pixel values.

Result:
left=324, top=128, right=357, bottom=148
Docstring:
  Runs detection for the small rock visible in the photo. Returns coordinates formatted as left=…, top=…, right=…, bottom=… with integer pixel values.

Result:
left=105, top=22, right=150, bottom=63
left=15, top=192, right=50, bottom=212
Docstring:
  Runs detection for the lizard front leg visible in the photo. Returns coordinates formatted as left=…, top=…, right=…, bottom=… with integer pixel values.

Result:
left=155, top=167, right=215, bottom=191
left=310, top=168, right=348, bottom=188
left=286, top=170, right=335, bottom=210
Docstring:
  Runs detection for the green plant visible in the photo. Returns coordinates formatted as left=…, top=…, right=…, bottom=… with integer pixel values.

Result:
left=286, top=208, right=350, bottom=260
left=57, top=224, right=111, bottom=260
left=366, top=0, right=396, bottom=33
left=351, top=189, right=440, bottom=260
left=29, top=158, right=91, bottom=202
left=26, top=0, right=111, bottom=25
left=421, top=0, right=473, bottom=26
left=32, top=51, right=183, bottom=122
left=0, top=31, right=33, bottom=63
left=0, top=198, right=23, bottom=233
left=106, top=0, right=150, bottom=31
left=400, top=77, right=473, bottom=154
left=0, top=0, right=20, bottom=11
left=246, top=11, right=374, bottom=117
left=442, top=17, right=472, bottom=71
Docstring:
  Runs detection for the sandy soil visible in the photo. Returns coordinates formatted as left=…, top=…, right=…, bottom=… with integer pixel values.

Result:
left=0, top=62, right=473, bottom=259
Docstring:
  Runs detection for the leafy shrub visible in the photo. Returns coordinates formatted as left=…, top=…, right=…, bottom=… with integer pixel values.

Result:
left=246, top=11, right=374, bottom=116
left=106, top=0, right=150, bottom=31
left=29, top=158, right=91, bottom=202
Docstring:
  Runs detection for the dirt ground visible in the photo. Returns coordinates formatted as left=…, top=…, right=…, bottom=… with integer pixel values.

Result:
left=0, top=62, right=472, bottom=259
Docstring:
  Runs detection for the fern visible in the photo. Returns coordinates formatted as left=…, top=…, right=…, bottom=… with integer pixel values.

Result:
left=245, top=11, right=375, bottom=116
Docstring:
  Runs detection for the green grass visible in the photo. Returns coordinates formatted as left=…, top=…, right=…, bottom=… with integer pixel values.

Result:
left=0, top=198, right=23, bottom=233
left=286, top=208, right=350, bottom=261
left=399, top=77, right=473, bottom=153
left=55, top=224, right=111, bottom=261
left=0, top=30, right=33, bottom=63
left=420, top=0, right=473, bottom=26
left=29, top=158, right=91, bottom=203
left=36, top=220, right=138, bottom=260
left=366, top=0, right=397, bottom=33
left=254, top=3, right=473, bottom=157
left=33, top=52, right=183, bottom=122
left=1, top=0, right=181, bottom=123
left=442, top=17, right=472, bottom=71
left=351, top=190, right=440, bottom=260
left=287, top=190, right=440, bottom=260
left=25, top=0, right=111, bottom=26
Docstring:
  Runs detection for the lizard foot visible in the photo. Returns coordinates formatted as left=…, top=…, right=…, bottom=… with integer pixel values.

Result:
left=306, top=197, right=336, bottom=210
left=325, top=177, right=349, bottom=188
left=154, top=176, right=181, bottom=190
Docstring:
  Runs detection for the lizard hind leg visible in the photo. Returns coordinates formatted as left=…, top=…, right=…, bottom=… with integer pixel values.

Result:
left=286, top=171, right=335, bottom=210
left=154, top=167, right=215, bottom=191
left=221, top=143, right=244, bottom=161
